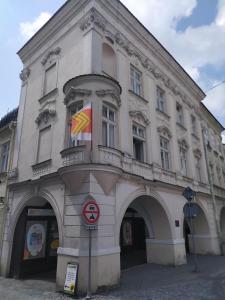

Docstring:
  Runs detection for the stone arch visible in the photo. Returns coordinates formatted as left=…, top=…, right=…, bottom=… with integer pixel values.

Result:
left=5, top=190, right=63, bottom=277
left=102, top=43, right=117, bottom=78
left=116, top=189, right=174, bottom=246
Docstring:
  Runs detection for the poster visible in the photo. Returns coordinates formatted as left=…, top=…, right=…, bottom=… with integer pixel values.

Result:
left=23, top=221, right=47, bottom=260
left=122, top=220, right=133, bottom=246
left=64, top=263, right=78, bottom=295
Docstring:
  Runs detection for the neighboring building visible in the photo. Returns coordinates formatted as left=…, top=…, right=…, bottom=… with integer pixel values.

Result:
left=0, top=108, right=17, bottom=262
left=0, top=0, right=225, bottom=294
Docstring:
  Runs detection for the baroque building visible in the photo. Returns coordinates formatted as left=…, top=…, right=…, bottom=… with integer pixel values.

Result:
left=0, top=0, right=225, bottom=294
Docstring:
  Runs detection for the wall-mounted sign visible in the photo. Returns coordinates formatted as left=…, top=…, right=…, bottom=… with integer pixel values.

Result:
left=64, top=263, right=78, bottom=295
left=23, top=221, right=47, bottom=260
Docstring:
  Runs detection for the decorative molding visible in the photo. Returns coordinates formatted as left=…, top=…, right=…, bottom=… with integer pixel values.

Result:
left=114, top=31, right=196, bottom=109
left=129, top=110, right=150, bottom=125
left=64, top=88, right=92, bottom=107
left=32, top=159, right=52, bottom=176
left=8, top=168, right=18, bottom=179
left=178, top=138, right=189, bottom=149
left=38, top=88, right=58, bottom=104
left=19, top=67, right=30, bottom=82
left=193, top=148, right=202, bottom=158
left=36, top=99, right=56, bottom=125
left=96, top=89, right=121, bottom=107
left=80, top=8, right=107, bottom=32
left=41, top=47, right=61, bottom=66
left=157, top=125, right=172, bottom=139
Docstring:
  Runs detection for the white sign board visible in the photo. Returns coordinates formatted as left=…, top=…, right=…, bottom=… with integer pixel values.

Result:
left=64, top=263, right=78, bottom=295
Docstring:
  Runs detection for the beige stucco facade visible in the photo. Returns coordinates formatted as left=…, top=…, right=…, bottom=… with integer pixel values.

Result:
left=1, top=0, right=225, bottom=295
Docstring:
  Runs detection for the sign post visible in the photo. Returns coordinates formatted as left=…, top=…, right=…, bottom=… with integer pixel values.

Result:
left=183, top=187, right=199, bottom=272
left=82, top=199, right=100, bottom=299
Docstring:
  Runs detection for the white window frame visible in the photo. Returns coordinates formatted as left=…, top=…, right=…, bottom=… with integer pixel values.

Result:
left=179, top=146, right=187, bottom=176
left=176, top=103, right=184, bottom=126
left=130, top=65, right=142, bottom=96
left=0, top=141, right=10, bottom=172
left=160, top=136, right=170, bottom=170
left=102, top=104, right=116, bottom=148
left=132, top=123, right=146, bottom=162
left=156, top=86, right=166, bottom=113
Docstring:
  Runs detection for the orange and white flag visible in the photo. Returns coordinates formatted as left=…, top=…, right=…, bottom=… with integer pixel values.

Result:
left=71, top=103, right=92, bottom=141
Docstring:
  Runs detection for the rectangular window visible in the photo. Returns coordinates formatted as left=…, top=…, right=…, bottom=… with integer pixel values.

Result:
left=37, top=126, right=51, bottom=163
left=0, top=141, right=10, bottom=172
left=195, top=157, right=201, bottom=182
left=176, top=103, right=184, bottom=125
left=130, top=66, right=142, bottom=96
left=68, top=102, right=83, bottom=147
left=156, top=86, right=166, bottom=113
left=191, top=115, right=197, bottom=134
left=160, top=136, right=170, bottom=170
left=180, top=147, right=187, bottom=176
left=133, top=123, right=145, bottom=162
left=44, top=63, right=57, bottom=95
left=102, top=104, right=116, bottom=147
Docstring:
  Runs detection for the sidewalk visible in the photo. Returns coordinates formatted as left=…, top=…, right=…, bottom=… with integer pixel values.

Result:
left=1, top=255, right=225, bottom=300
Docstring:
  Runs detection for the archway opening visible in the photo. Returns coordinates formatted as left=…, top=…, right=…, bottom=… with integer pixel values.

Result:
left=120, top=208, right=147, bottom=269
left=119, top=195, right=173, bottom=269
left=10, top=197, right=59, bottom=281
left=183, top=219, right=191, bottom=253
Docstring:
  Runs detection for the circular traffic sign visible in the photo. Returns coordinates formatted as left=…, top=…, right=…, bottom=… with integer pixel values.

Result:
left=82, top=201, right=100, bottom=225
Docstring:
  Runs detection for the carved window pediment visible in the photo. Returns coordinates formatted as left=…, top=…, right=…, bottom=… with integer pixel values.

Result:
left=96, top=89, right=121, bottom=108
left=193, top=148, right=202, bottom=158
left=36, top=100, right=56, bottom=125
left=41, top=47, right=61, bottom=66
left=64, top=88, right=92, bottom=107
left=178, top=138, right=189, bottom=149
left=157, top=125, right=172, bottom=139
left=129, top=110, right=150, bottom=126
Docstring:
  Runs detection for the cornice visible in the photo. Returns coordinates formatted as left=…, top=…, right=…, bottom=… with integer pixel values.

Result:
left=80, top=7, right=107, bottom=32
left=96, top=0, right=205, bottom=102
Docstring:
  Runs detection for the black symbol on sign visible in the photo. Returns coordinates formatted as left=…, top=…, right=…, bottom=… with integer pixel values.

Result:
left=90, top=206, right=95, bottom=210
left=90, top=214, right=95, bottom=220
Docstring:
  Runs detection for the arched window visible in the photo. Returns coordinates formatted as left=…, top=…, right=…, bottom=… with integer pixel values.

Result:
left=102, top=43, right=116, bottom=78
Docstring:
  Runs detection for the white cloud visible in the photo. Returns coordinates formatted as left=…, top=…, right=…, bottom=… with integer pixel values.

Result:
left=203, top=83, right=225, bottom=117
left=20, top=12, right=51, bottom=40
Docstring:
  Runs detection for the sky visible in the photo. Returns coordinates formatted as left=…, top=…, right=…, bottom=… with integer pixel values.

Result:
left=0, top=0, right=225, bottom=140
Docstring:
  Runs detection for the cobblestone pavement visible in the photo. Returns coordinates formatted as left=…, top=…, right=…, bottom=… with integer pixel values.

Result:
left=1, top=255, right=225, bottom=300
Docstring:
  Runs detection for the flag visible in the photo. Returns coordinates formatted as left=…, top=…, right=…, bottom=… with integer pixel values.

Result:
left=71, top=103, right=92, bottom=141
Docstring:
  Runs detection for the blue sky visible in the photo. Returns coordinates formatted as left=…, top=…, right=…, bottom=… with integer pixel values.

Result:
left=1, top=0, right=225, bottom=140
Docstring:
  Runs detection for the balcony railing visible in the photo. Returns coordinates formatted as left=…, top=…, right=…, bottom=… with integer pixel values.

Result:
left=60, top=145, right=87, bottom=167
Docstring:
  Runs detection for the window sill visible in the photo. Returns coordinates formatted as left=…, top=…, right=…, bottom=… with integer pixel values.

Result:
left=38, top=88, right=58, bottom=104
left=32, top=159, right=52, bottom=171
left=176, top=122, right=187, bottom=131
left=156, top=108, right=170, bottom=120
left=128, top=90, right=148, bottom=103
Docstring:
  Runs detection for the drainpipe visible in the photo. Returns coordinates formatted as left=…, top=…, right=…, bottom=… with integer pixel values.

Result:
left=201, top=125, right=223, bottom=255
left=0, top=121, right=17, bottom=265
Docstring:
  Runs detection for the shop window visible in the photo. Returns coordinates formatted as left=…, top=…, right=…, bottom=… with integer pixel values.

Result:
left=37, top=126, right=52, bottom=163
left=160, top=136, right=170, bottom=170
left=132, top=123, right=145, bottom=162
left=130, top=65, right=142, bottom=96
left=0, top=141, right=10, bottom=172
left=102, top=43, right=116, bottom=78
left=102, top=104, right=116, bottom=147
left=156, top=86, right=166, bottom=113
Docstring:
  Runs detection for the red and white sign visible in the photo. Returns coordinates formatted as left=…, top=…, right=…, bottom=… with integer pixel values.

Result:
left=82, top=200, right=100, bottom=225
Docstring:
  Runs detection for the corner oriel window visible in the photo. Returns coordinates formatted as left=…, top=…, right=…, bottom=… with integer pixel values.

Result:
left=68, top=102, right=83, bottom=147
left=102, top=104, right=116, bottom=148
left=160, top=136, right=170, bottom=170
left=130, top=66, right=142, bottom=96
left=156, top=86, right=166, bottom=113
left=132, top=123, right=145, bottom=162
left=0, top=141, right=10, bottom=172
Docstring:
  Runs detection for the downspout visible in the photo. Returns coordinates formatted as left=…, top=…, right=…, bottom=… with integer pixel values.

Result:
left=201, top=125, right=223, bottom=254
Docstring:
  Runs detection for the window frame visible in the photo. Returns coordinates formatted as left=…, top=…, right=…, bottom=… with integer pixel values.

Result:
left=160, top=136, right=170, bottom=170
left=176, top=102, right=184, bottom=126
left=132, top=122, right=146, bottom=162
left=179, top=146, right=188, bottom=176
left=67, top=101, right=84, bottom=148
left=130, top=65, right=142, bottom=96
left=102, top=103, right=116, bottom=148
left=156, top=86, right=166, bottom=113
left=0, top=141, right=10, bottom=172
